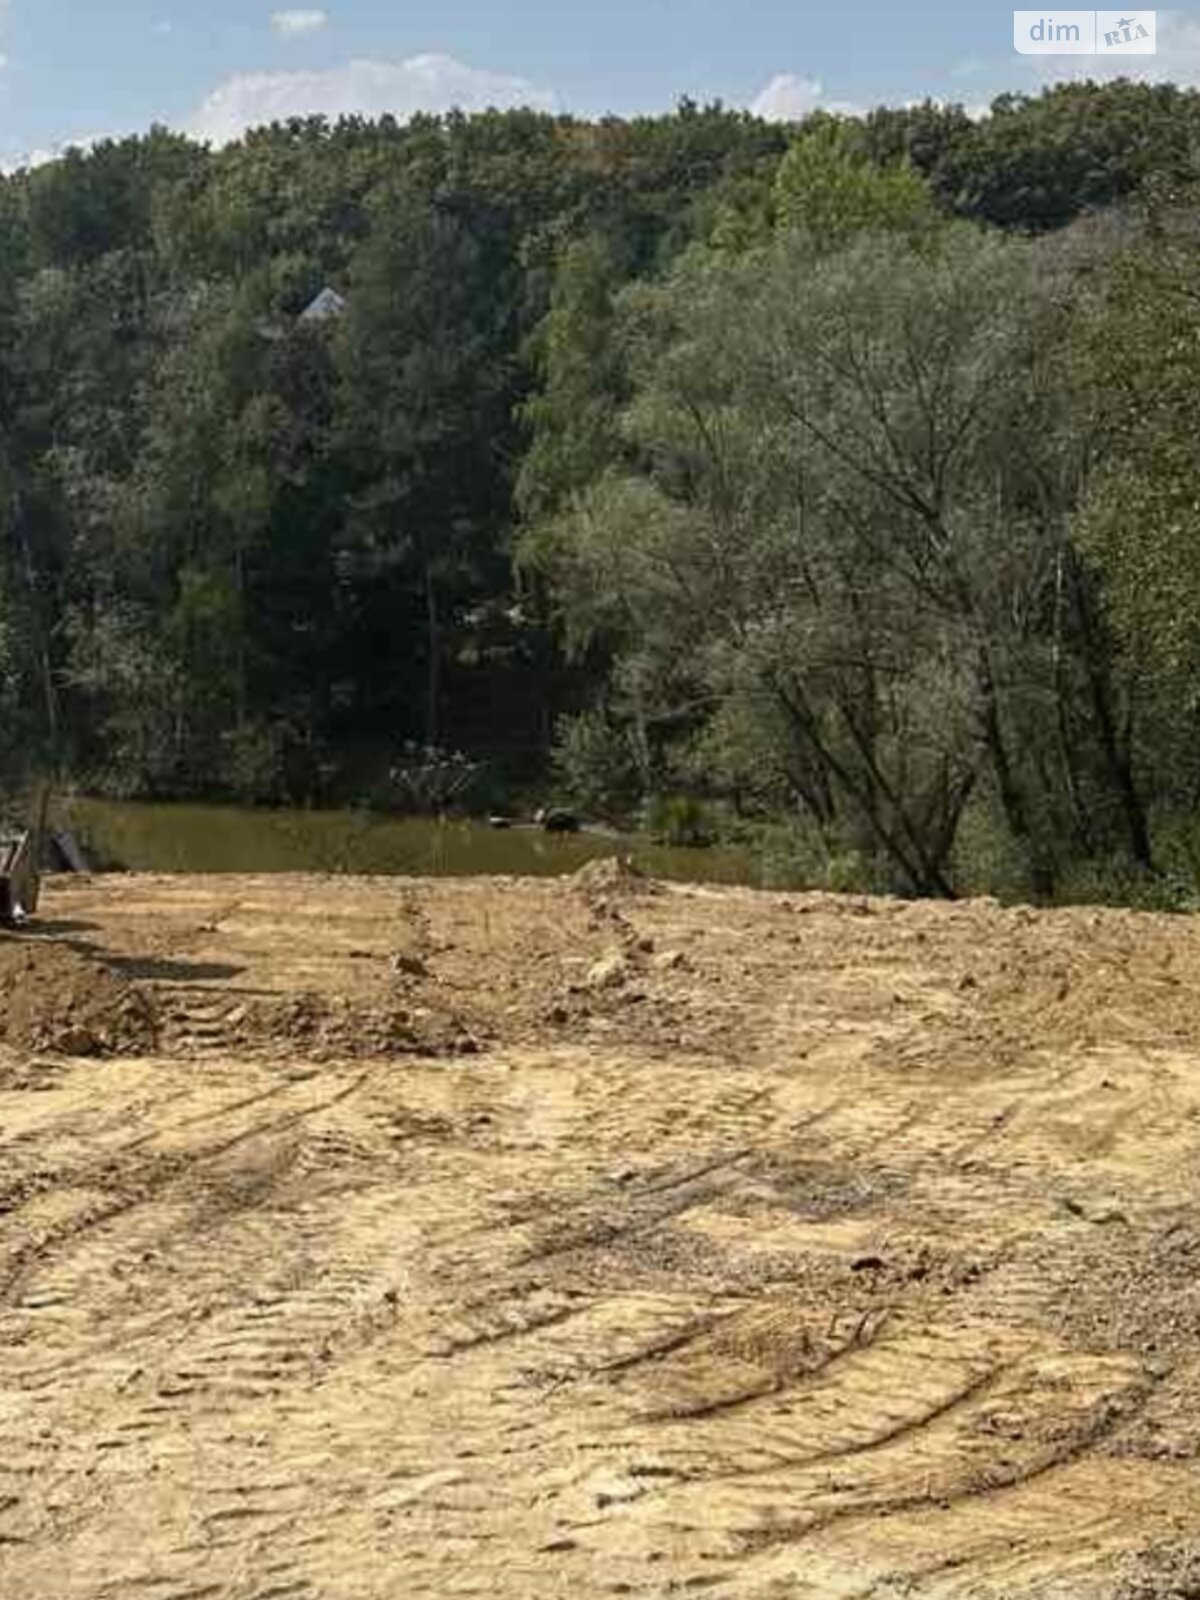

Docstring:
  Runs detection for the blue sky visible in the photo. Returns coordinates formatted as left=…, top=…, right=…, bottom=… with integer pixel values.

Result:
left=0, top=2, right=1195, bottom=168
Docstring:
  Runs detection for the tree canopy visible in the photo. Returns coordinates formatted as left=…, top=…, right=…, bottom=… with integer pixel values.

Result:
left=3, top=83, right=1200, bottom=901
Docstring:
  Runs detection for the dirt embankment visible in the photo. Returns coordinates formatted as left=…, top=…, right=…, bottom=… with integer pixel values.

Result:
left=1, top=868, right=1199, bottom=1599
left=0, top=932, right=157, bottom=1062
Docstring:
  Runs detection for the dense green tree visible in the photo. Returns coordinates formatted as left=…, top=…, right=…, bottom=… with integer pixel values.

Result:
left=529, top=219, right=1163, bottom=895
left=516, top=232, right=632, bottom=521
left=941, top=81, right=1200, bottom=230
left=774, top=118, right=936, bottom=240
left=0, top=93, right=1197, bottom=904
left=1065, top=203, right=1200, bottom=819
left=333, top=188, right=514, bottom=747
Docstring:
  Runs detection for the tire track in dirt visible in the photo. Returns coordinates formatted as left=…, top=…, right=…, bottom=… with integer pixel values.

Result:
left=2, top=873, right=1199, bottom=1597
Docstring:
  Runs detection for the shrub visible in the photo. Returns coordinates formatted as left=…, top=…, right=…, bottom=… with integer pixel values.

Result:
left=552, top=710, right=641, bottom=817
left=388, top=744, right=481, bottom=815
left=641, top=794, right=715, bottom=847
left=221, top=721, right=292, bottom=806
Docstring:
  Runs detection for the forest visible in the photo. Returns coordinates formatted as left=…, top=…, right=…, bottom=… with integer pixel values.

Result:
left=3, top=80, right=1200, bottom=902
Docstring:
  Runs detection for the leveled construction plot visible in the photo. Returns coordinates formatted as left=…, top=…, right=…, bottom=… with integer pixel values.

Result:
left=1, top=868, right=1199, bottom=1599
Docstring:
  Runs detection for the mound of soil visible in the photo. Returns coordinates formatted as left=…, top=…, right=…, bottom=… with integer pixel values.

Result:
left=209, top=992, right=480, bottom=1061
left=569, top=856, right=658, bottom=899
left=0, top=936, right=158, bottom=1057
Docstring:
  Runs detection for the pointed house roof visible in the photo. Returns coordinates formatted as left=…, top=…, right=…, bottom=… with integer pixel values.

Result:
left=300, top=286, right=348, bottom=324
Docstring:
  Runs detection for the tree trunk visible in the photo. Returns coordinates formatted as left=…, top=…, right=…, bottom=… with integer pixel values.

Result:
left=424, top=561, right=441, bottom=748
left=774, top=677, right=959, bottom=898
left=1067, top=551, right=1154, bottom=870
left=1051, top=548, right=1094, bottom=858
left=10, top=490, right=61, bottom=764
left=976, top=640, right=1056, bottom=898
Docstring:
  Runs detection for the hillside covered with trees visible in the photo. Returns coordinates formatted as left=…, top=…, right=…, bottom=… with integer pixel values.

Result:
left=3, top=80, right=1200, bottom=901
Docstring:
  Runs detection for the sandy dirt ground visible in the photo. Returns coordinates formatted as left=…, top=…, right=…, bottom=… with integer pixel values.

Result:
left=2, top=866, right=1200, bottom=1599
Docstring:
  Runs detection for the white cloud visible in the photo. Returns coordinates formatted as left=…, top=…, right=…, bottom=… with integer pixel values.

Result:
left=1, top=132, right=111, bottom=176
left=188, top=52, right=557, bottom=145
left=750, top=73, right=863, bottom=122
left=271, top=8, right=329, bottom=36
left=749, top=75, right=987, bottom=124
left=1036, top=9, right=1200, bottom=84
left=754, top=13, right=1200, bottom=133
left=1137, top=4, right=1200, bottom=77
left=954, top=10, right=1200, bottom=100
